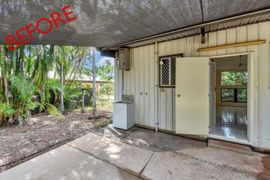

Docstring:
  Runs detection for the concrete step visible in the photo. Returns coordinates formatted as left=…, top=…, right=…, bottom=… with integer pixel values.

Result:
left=208, top=139, right=253, bottom=156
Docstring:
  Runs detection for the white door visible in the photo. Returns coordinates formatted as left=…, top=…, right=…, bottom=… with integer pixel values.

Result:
left=175, top=57, right=210, bottom=135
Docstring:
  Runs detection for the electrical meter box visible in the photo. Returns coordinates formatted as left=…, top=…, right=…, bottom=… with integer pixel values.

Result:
left=117, top=48, right=130, bottom=70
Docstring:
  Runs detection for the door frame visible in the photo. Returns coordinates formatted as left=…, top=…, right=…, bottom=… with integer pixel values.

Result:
left=208, top=52, right=253, bottom=145
left=209, top=61, right=216, bottom=133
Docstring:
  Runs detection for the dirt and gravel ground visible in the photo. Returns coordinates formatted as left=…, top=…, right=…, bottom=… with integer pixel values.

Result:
left=0, top=110, right=112, bottom=173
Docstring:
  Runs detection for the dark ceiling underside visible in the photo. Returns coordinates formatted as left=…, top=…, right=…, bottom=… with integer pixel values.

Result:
left=0, top=0, right=270, bottom=48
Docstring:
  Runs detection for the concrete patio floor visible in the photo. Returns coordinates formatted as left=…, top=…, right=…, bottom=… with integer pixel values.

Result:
left=0, top=125, right=269, bottom=180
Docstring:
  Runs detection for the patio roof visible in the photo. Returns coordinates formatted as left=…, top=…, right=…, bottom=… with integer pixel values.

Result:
left=0, top=0, right=270, bottom=49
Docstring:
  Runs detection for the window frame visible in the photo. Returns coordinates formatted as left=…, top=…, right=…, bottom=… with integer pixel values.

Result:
left=221, top=70, right=248, bottom=86
left=158, top=54, right=183, bottom=88
left=220, top=88, right=248, bottom=103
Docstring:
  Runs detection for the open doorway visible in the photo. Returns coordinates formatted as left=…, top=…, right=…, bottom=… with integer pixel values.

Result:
left=209, top=55, right=248, bottom=141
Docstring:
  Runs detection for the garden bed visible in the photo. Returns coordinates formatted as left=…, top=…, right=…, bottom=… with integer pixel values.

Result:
left=0, top=111, right=112, bottom=173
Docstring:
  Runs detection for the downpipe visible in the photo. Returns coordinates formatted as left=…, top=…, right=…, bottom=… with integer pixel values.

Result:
left=155, top=42, right=159, bottom=132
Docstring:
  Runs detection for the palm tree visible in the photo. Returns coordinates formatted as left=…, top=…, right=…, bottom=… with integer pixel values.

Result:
left=0, top=45, right=65, bottom=126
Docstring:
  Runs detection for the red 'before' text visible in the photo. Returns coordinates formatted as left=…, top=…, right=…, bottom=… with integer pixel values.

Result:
left=5, top=5, right=76, bottom=51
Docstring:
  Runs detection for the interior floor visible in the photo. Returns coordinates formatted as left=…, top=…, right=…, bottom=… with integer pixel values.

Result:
left=210, top=106, right=248, bottom=140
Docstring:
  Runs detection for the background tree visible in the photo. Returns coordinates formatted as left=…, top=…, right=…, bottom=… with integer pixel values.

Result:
left=101, top=83, right=114, bottom=101
left=97, top=60, right=114, bottom=81
left=91, top=47, right=97, bottom=116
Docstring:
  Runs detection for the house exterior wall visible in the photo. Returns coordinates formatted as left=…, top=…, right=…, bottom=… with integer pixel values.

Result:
left=114, top=21, right=270, bottom=149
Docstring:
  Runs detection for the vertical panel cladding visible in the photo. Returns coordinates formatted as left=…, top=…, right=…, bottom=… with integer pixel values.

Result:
left=139, top=47, right=145, bottom=125
left=134, top=47, right=140, bottom=124
left=259, top=22, right=270, bottom=148
left=199, top=33, right=209, bottom=57
left=186, top=37, right=193, bottom=57
left=166, top=89, right=173, bottom=131
left=149, top=45, right=156, bottom=127
left=209, top=32, right=218, bottom=56
left=248, top=23, right=260, bottom=147
left=217, top=30, right=227, bottom=55
left=166, top=41, right=172, bottom=56
left=158, top=42, right=164, bottom=56
left=172, top=89, right=176, bottom=131
left=179, top=38, right=186, bottom=55
left=227, top=28, right=237, bottom=54
left=129, top=44, right=157, bottom=128
left=192, top=35, right=200, bottom=57
left=237, top=26, right=248, bottom=53
left=144, top=46, right=150, bottom=126
left=124, top=22, right=270, bottom=148
left=130, top=49, right=135, bottom=96
left=172, top=39, right=180, bottom=54
left=159, top=89, right=167, bottom=129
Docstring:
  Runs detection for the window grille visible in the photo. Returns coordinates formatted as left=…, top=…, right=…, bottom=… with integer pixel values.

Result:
left=161, top=58, right=170, bottom=86
left=160, top=57, right=175, bottom=87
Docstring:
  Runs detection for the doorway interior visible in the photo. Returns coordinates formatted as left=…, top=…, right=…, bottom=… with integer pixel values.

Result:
left=209, top=55, right=249, bottom=141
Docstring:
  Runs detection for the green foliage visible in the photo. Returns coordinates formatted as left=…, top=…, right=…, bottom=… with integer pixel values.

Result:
left=45, top=78, right=62, bottom=102
left=221, top=71, right=248, bottom=103
left=0, top=45, right=70, bottom=127
left=63, top=83, right=82, bottom=111
left=0, top=44, right=114, bottom=127
left=95, top=118, right=113, bottom=129
left=0, top=103, right=16, bottom=118
left=222, top=71, right=248, bottom=86
left=97, top=60, right=114, bottom=81
left=45, top=103, right=65, bottom=120
left=100, top=83, right=114, bottom=100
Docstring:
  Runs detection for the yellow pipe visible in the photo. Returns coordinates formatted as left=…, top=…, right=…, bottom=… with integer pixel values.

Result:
left=198, top=40, right=266, bottom=52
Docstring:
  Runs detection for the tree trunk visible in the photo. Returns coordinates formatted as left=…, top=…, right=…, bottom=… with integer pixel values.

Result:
left=3, top=75, right=9, bottom=107
left=92, top=47, right=97, bottom=116
left=0, top=46, right=3, bottom=99
left=82, top=89, right=85, bottom=113
left=60, top=63, right=65, bottom=113
left=1, top=45, right=9, bottom=106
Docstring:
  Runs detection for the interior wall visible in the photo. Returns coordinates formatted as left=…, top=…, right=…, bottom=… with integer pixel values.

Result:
left=114, top=21, right=270, bottom=149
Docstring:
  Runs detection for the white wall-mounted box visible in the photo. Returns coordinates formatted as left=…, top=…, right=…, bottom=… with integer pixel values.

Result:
left=118, top=48, right=130, bottom=70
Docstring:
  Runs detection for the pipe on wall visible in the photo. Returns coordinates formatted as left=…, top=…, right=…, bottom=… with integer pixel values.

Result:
left=122, top=69, right=124, bottom=100
left=269, top=42, right=270, bottom=89
left=155, top=42, right=159, bottom=132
